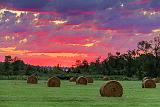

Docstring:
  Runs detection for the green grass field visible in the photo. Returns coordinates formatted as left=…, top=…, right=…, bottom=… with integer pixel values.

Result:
left=0, top=80, right=160, bottom=107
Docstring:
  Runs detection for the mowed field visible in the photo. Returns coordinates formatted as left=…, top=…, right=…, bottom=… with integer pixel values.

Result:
left=0, top=80, right=160, bottom=107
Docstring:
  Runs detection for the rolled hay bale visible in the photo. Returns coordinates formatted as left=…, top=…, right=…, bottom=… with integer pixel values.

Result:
left=100, top=80, right=123, bottom=97
left=76, top=76, right=87, bottom=85
left=27, top=76, right=38, bottom=84
left=103, top=76, right=109, bottom=81
left=86, top=77, right=94, bottom=83
left=69, top=77, right=77, bottom=82
left=142, top=79, right=156, bottom=88
left=152, top=77, right=160, bottom=83
left=47, top=77, right=60, bottom=87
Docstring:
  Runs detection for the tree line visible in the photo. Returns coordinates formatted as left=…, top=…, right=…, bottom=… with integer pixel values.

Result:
left=0, top=56, right=65, bottom=77
left=0, top=35, right=160, bottom=80
left=72, top=35, right=160, bottom=79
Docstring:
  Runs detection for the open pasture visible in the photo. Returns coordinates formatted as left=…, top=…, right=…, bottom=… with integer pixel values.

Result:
left=0, top=80, right=160, bottom=107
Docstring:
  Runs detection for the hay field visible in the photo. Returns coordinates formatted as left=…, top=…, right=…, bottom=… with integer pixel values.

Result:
left=0, top=80, right=160, bottom=107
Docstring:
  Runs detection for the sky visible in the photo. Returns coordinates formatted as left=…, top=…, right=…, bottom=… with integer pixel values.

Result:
left=0, top=0, right=160, bottom=67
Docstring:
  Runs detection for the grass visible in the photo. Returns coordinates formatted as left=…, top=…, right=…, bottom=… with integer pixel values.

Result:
left=0, top=80, right=160, bottom=107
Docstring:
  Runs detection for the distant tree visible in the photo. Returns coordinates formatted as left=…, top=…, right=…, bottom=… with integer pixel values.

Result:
left=81, top=59, right=89, bottom=73
left=137, top=40, right=152, bottom=54
left=12, top=59, right=25, bottom=75
left=5, top=56, right=12, bottom=63
left=75, top=60, right=81, bottom=67
left=89, top=57, right=103, bottom=74
left=25, top=65, right=35, bottom=75
left=116, top=52, right=121, bottom=56
left=3, top=56, right=12, bottom=76
left=150, top=35, right=160, bottom=69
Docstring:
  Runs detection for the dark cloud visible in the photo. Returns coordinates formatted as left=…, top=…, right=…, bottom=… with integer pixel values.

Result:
left=1, top=0, right=150, bottom=13
left=0, top=0, right=48, bottom=10
left=0, top=0, right=159, bottom=33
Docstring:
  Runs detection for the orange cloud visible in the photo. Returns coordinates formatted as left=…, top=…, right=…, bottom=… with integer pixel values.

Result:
left=0, top=47, right=30, bottom=55
left=152, top=28, right=160, bottom=33
left=27, top=52, right=88, bottom=58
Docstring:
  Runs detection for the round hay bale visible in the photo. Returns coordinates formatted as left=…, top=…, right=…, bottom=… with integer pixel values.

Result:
left=76, top=76, right=87, bottom=85
left=27, top=76, right=38, bottom=84
left=69, top=77, right=77, bottom=82
left=86, top=77, right=94, bottom=83
left=142, top=79, right=156, bottom=88
left=152, top=77, right=160, bottom=83
left=100, top=80, right=123, bottom=97
left=47, top=77, right=60, bottom=87
left=103, top=76, right=109, bottom=81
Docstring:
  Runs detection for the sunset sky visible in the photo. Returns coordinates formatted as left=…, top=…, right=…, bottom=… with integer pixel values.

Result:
left=0, top=0, right=160, bottom=66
